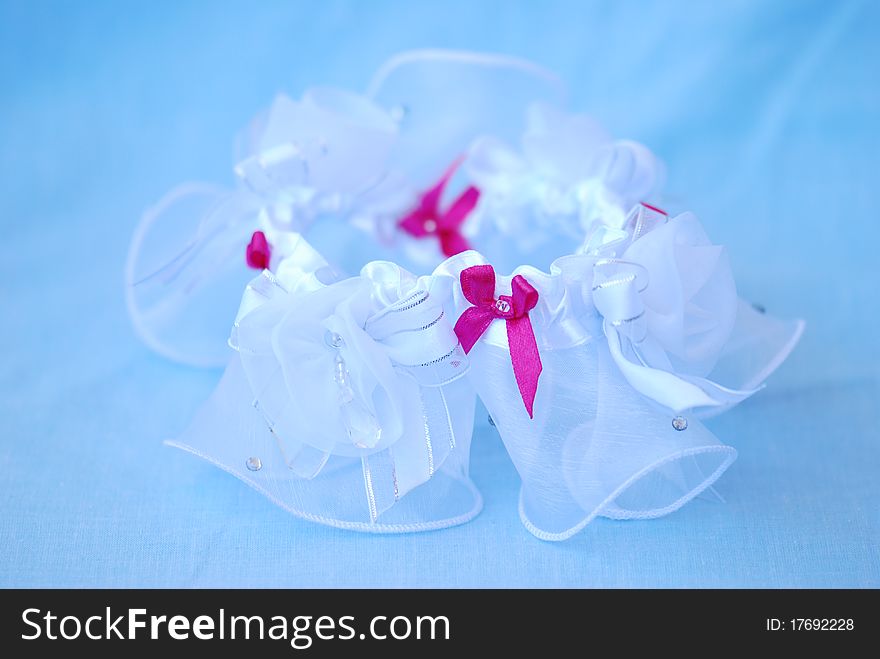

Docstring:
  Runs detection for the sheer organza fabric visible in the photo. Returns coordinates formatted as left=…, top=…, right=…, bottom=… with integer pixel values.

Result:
left=170, top=209, right=801, bottom=539
left=135, top=51, right=802, bottom=539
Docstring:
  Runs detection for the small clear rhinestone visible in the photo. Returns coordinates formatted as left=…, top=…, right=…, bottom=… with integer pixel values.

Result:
left=671, top=416, right=688, bottom=432
left=487, top=415, right=496, bottom=427
left=324, top=330, right=345, bottom=348
left=495, top=299, right=511, bottom=314
left=423, top=219, right=437, bottom=233
left=246, top=457, right=262, bottom=471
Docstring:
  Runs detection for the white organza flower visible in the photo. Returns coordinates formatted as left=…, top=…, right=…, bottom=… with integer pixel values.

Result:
left=167, top=250, right=480, bottom=529
left=621, top=212, right=737, bottom=376
left=591, top=211, right=754, bottom=413
left=126, top=88, right=403, bottom=367
left=233, top=258, right=468, bottom=460
left=235, top=88, right=401, bottom=236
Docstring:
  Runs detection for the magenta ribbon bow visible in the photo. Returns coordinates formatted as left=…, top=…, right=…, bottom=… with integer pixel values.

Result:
left=399, top=157, right=480, bottom=257
left=245, top=230, right=271, bottom=269
left=454, top=265, right=543, bottom=418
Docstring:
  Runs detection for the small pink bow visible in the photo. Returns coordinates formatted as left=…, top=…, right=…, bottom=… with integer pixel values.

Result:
left=454, top=265, right=543, bottom=418
left=399, top=157, right=480, bottom=257
left=246, top=230, right=271, bottom=269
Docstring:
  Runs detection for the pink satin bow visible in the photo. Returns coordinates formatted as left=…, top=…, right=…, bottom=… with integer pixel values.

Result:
left=399, top=157, right=480, bottom=257
left=454, top=265, right=543, bottom=418
left=246, top=230, right=271, bottom=269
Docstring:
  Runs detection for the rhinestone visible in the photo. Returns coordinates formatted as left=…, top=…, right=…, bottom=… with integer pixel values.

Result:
left=246, top=457, right=262, bottom=471
left=671, top=416, right=688, bottom=432
left=324, top=330, right=345, bottom=348
left=343, top=405, right=382, bottom=449
left=495, top=299, right=511, bottom=314
left=487, top=415, right=496, bottom=427
left=423, top=219, right=437, bottom=233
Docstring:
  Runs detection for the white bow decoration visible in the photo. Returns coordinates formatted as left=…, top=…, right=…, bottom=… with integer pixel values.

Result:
left=590, top=210, right=760, bottom=413
left=228, top=244, right=470, bottom=520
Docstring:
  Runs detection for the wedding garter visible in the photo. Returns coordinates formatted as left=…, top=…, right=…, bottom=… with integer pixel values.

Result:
left=132, top=51, right=804, bottom=540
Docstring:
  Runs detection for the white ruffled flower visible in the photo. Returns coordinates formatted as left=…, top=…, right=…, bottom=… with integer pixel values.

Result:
left=590, top=210, right=748, bottom=413
left=233, top=260, right=465, bottom=456
left=234, top=88, right=401, bottom=238
left=620, top=212, right=737, bottom=377
left=465, top=102, right=663, bottom=246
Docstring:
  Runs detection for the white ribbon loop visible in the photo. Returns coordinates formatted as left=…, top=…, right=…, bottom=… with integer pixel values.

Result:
left=581, top=202, right=669, bottom=257
left=591, top=259, right=649, bottom=343
left=365, top=291, right=468, bottom=387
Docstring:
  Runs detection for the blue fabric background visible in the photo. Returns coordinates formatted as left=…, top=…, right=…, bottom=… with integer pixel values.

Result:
left=1, top=0, right=877, bottom=587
